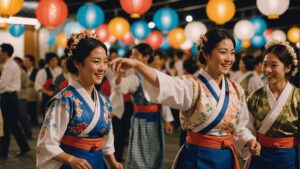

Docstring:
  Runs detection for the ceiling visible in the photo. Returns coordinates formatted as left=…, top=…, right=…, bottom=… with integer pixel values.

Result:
left=19, top=0, right=300, bottom=31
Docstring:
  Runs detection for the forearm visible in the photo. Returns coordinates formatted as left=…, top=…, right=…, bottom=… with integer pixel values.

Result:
left=104, top=154, right=118, bottom=165
left=53, top=152, right=74, bottom=165
left=134, top=61, right=159, bottom=88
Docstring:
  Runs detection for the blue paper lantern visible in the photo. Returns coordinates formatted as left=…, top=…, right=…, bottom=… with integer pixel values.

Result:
left=235, top=37, right=242, bottom=52
left=9, top=24, right=25, bottom=37
left=131, top=20, right=150, bottom=40
left=250, top=17, right=267, bottom=35
left=160, top=34, right=171, bottom=50
left=117, top=40, right=128, bottom=48
left=63, top=21, right=84, bottom=37
left=153, top=7, right=179, bottom=31
left=117, top=48, right=127, bottom=58
left=48, top=32, right=56, bottom=46
left=77, top=4, right=105, bottom=29
left=191, top=43, right=198, bottom=56
left=251, top=35, right=266, bottom=48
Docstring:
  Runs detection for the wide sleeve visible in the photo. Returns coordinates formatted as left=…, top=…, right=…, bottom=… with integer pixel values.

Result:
left=161, top=105, right=174, bottom=122
left=35, top=69, right=46, bottom=92
left=36, top=101, right=69, bottom=169
left=112, top=74, right=139, bottom=94
left=102, top=123, right=115, bottom=155
left=141, top=69, right=197, bottom=111
left=233, top=89, right=256, bottom=160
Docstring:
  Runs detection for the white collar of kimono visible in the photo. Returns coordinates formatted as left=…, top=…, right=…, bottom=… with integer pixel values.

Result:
left=258, top=82, right=293, bottom=135
left=69, top=80, right=101, bottom=137
left=192, top=69, right=226, bottom=133
left=237, top=71, right=252, bottom=84
left=199, top=69, right=224, bottom=98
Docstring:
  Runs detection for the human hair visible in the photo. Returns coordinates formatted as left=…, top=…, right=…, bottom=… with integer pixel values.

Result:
left=254, top=55, right=264, bottom=66
left=241, top=55, right=256, bottom=71
left=175, top=50, right=184, bottom=59
left=65, top=31, right=108, bottom=74
left=0, top=43, right=14, bottom=57
left=25, top=54, right=35, bottom=65
left=132, top=43, right=154, bottom=64
left=13, top=56, right=26, bottom=70
left=39, top=59, right=45, bottom=69
left=183, top=58, right=199, bottom=74
left=148, top=50, right=164, bottom=64
left=58, top=55, right=68, bottom=67
left=198, top=29, right=235, bottom=65
left=45, top=52, right=58, bottom=64
left=109, top=48, right=117, bottom=55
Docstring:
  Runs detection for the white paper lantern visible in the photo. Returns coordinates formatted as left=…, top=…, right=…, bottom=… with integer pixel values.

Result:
left=257, top=0, right=289, bottom=19
left=39, top=28, right=50, bottom=44
left=271, top=29, right=286, bottom=41
left=184, top=21, right=207, bottom=43
left=180, top=39, right=193, bottom=50
left=234, top=20, right=255, bottom=40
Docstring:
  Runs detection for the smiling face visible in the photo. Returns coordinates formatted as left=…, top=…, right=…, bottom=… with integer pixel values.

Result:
left=205, top=38, right=235, bottom=76
left=262, top=53, right=290, bottom=84
left=76, top=46, right=108, bottom=85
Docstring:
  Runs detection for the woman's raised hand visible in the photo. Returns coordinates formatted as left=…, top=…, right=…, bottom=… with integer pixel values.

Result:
left=110, top=58, right=139, bottom=72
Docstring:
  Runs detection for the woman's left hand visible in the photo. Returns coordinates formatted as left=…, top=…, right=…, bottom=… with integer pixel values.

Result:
left=247, top=139, right=261, bottom=156
left=112, top=162, right=123, bottom=169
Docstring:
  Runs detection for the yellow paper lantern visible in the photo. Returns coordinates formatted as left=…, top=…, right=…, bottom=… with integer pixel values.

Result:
left=287, top=27, right=300, bottom=43
left=108, top=17, right=130, bottom=39
left=168, top=28, right=186, bottom=49
left=56, top=33, right=67, bottom=48
left=242, top=40, right=251, bottom=48
left=0, top=0, right=24, bottom=18
left=206, top=0, right=235, bottom=25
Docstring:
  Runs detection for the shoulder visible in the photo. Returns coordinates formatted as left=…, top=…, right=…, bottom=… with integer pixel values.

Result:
left=47, top=86, right=75, bottom=111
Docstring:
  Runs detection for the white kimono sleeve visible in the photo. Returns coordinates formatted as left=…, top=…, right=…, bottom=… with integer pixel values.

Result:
left=102, top=123, right=115, bottom=155
left=36, top=102, right=69, bottom=169
left=141, top=69, right=194, bottom=111
left=233, top=94, right=256, bottom=160
left=161, top=105, right=174, bottom=122
left=112, top=74, right=139, bottom=94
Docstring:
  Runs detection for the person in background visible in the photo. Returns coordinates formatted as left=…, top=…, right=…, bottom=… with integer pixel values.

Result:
left=248, top=55, right=265, bottom=94
left=237, top=55, right=256, bottom=97
left=55, top=56, right=71, bottom=94
left=0, top=43, right=30, bottom=158
left=174, top=50, right=184, bottom=77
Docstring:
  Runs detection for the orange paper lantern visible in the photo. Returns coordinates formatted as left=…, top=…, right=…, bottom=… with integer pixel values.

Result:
left=56, top=33, right=67, bottom=48
left=120, top=0, right=152, bottom=18
left=242, top=40, right=251, bottom=48
left=206, top=0, right=235, bottom=25
left=35, top=0, right=68, bottom=28
left=95, top=24, right=110, bottom=42
left=168, top=28, right=186, bottom=49
left=287, top=27, right=300, bottom=43
left=0, top=0, right=23, bottom=18
left=108, top=17, right=130, bottom=39
left=144, top=31, right=164, bottom=49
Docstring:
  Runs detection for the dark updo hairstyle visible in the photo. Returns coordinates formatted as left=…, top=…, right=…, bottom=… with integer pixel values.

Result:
left=198, top=29, right=235, bottom=65
left=183, top=58, right=199, bottom=75
left=65, top=35, right=108, bottom=75
left=45, top=52, right=58, bottom=64
left=264, top=44, right=298, bottom=78
left=132, top=43, right=154, bottom=64
left=241, top=55, right=256, bottom=71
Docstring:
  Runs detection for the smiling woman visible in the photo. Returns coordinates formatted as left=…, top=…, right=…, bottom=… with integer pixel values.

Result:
left=36, top=30, right=123, bottom=169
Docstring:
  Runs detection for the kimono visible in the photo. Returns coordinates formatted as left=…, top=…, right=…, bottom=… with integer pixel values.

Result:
left=247, top=72, right=265, bottom=96
left=114, top=73, right=173, bottom=169
left=247, top=82, right=300, bottom=169
left=238, top=71, right=254, bottom=97
left=36, top=80, right=114, bottom=169
left=141, top=69, right=255, bottom=169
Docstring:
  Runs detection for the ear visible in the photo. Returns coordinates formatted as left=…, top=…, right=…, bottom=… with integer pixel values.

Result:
left=73, top=60, right=81, bottom=70
left=285, top=64, right=292, bottom=74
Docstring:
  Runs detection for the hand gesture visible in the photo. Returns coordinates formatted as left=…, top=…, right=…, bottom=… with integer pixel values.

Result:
left=110, top=58, right=139, bottom=72
left=69, top=157, right=92, bottom=169
left=164, top=122, right=174, bottom=135
left=111, top=162, right=123, bottom=169
left=247, top=139, right=261, bottom=156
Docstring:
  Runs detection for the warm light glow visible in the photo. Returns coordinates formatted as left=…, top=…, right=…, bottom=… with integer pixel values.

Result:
left=0, top=16, right=40, bottom=27
left=148, top=21, right=155, bottom=29
left=185, top=15, right=193, bottom=22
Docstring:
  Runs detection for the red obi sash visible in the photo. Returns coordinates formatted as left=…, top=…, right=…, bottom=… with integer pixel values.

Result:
left=61, top=135, right=104, bottom=151
left=186, top=132, right=240, bottom=169
left=123, top=93, right=131, bottom=102
left=257, top=133, right=296, bottom=149
left=134, top=104, right=159, bottom=113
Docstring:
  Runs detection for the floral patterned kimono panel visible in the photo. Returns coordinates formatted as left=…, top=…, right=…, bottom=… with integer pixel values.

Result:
left=247, top=82, right=300, bottom=169
left=36, top=81, right=113, bottom=169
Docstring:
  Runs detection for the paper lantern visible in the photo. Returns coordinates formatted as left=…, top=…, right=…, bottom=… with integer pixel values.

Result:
left=168, top=28, right=186, bottom=49
left=39, top=28, right=50, bottom=44
left=271, top=29, right=286, bottom=41
left=95, top=24, right=110, bottom=42
left=180, top=39, right=193, bottom=50
left=56, top=33, right=67, bottom=48
left=35, top=0, right=68, bottom=28
left=48, top=32, right=56, bottom=46
left=184, top=21, right=207, bottom=43
left=108, top=34, right=117, bottom=44
left=242, top=40, right=251, bottom=49
left=9, top=24, right=25, bottom=37
left=250, top=17, right=267, bottom=35
left=121, top=32, right=134, bottom=45
left=76, top=4, right=105, bottom=29
left=108, top=17, right=130, bottom=39
left=120, top=0, right=152, bottom=18
left=191, top=43, right=198, bottom=56
left=257, top=0, right=289, bottom=19
left=235, top=37, right=242, bottom=52
left=160, top=34, right=171, bottom=50
left=63, top=21, right=84, bottom=37
left=0, top=0, right=23, bottom=18
left=263, top=28, right=273, bottom=43
left=287, top=27, right=300, bottom=43
left=144, top=30, right=164, bottom=49
left=117, top=47, right=127, bottom=57
left=251, top=35, right=266, bottom=48
left=234, top=20, right=255, bottom=40
left=153, top=7, right=179, bottom=31
left=131, top=20, right=151, bottom=40
left=206, top=0, right=236, bottom=25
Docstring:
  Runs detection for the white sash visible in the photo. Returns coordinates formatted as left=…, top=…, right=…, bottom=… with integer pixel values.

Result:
left=237, top=71, right=252, bottom=84
left=258, top=82, right=293, bottom=135
left=192, top=73, right=226, bottom=133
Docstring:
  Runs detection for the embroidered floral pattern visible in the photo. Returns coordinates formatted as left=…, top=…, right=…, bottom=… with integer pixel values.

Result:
left=70, top=122, right=88, bottom=133
left=63, top=91, right=73, bottom=98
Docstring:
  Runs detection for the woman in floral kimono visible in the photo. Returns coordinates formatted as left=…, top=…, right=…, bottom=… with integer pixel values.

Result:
left=36, top=31, right=123, bottom=169
left=113, top=43, right=174, bottom=169
left=111, top=29, right=260, bottom=169
left=246, top=40, right=299, bottom=169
